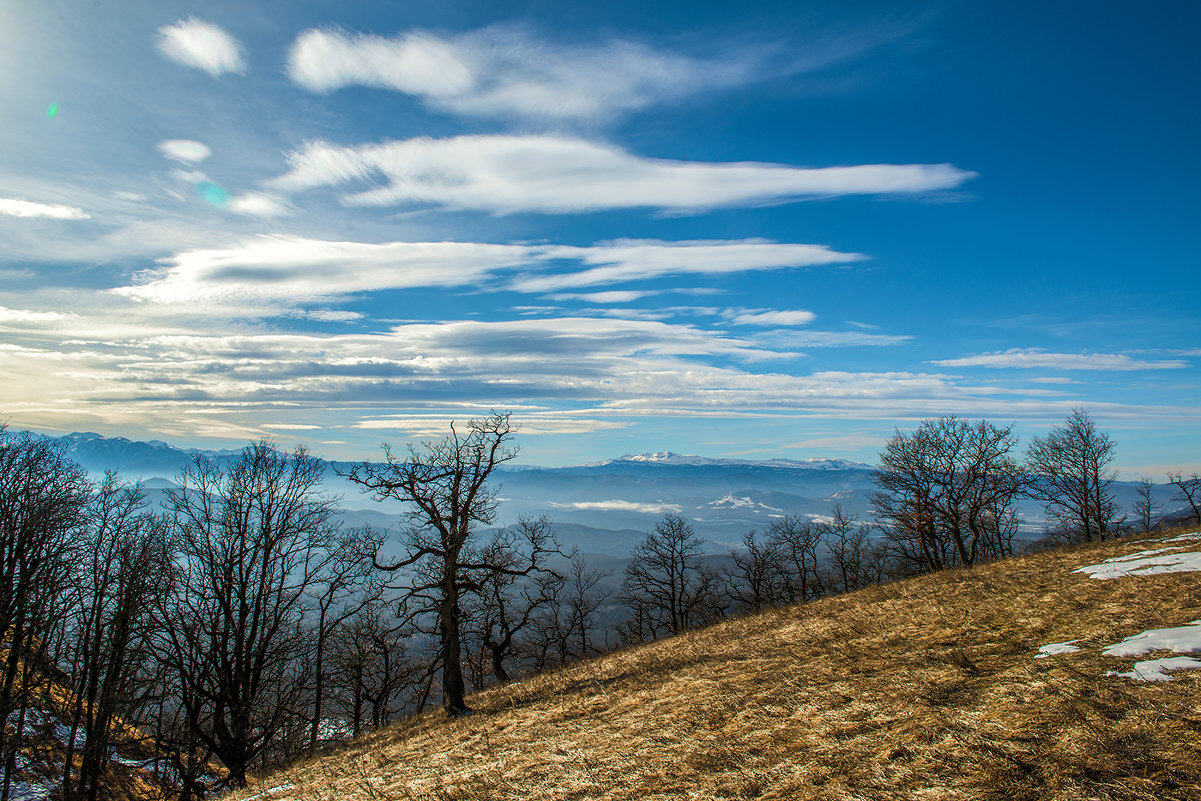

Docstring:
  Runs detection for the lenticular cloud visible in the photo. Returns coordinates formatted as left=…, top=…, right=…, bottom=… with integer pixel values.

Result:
left=270, top=135, right=976, bottom=215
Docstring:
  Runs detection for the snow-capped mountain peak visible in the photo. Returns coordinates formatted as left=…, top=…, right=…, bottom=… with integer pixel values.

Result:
left=583, top=452, right=870, bottom=470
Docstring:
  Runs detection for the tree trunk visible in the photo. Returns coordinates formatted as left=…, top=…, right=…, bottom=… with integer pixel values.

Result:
left=440, top=571, right=470, bottom=716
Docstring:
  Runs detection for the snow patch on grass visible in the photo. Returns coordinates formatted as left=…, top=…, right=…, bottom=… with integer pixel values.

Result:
left=1107, top=657, right=1201, bottom=682
left=1102, top=619, right=1201, bottom=657
left=1073, top=550, right=1201, bottom=579
left=1035, top=640, right=1081, bottom=658
left=1101, top=546, right=1186, bottom=563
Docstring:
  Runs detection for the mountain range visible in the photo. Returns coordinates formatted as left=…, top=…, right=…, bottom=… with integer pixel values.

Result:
left=31, top=431, right=1185, bottom=556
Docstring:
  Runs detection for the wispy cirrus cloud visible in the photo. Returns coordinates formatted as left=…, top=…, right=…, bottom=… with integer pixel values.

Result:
left=549, top=500, right=684, bottom=514
left=114, top=236, right=537, bottom=309
left=931, top=349, right=1188, bottom=371
left=287, top=25, right=799, bottom=121
left=112, top=236, right=864, bottom=313
left=269, top=135, right=976, bottom=215
left=157, top=139, right=212, bottom=163
left=0, top=197, right=90, bottom=220
left=730, top=310, right=816, bottom=326
left=156, top=18, right=245, bottom=76
left=512, top=240, right=864, bottom=292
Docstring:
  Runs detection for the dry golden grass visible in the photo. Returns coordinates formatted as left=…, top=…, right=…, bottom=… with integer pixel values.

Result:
left=230, top=529, right=1201, bottom=801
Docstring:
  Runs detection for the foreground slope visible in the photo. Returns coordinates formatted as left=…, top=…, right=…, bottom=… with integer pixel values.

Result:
left=231, top=531, right=1201, bottom=801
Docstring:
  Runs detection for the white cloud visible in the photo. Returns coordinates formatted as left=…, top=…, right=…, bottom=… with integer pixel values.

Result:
left=111, top=236, right=864, bottom=313
left=156, top=19, right=245, bottom=76
left=550, top=500, right=684, bottom=514
left=731, top=310, right=817, bottom=326
left=513, top=239, right=864, bottom=292
left=0, top=306, right=77, bottom=323
left=157, top=139, right=212, bottom=163
left=294, top=309, right=364, bottom=323
left=114, top=236, right=538, bottom=309
left=287, top=26, right=758, bottom=121
left=547, top=290, right=658, bottom=303
left=0, top=197, right=89, bottom=220
left=288, top=29, right=475, bottom=97
left=270, top=135, right=976, bottom=215
left=353, top=414, right=630, bottom=436
left=227, top=193, right=292, bottom=217
left=931, top=349, right=1188, bottom=371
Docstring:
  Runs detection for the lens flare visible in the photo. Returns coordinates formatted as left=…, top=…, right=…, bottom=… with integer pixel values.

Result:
left=46, top=103, right=60, bottom=118
left=196, top=181, right=231, bottom=208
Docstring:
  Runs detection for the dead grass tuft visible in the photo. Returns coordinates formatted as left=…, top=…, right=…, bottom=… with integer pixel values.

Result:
left=229, top=528, right=1201, bottom=800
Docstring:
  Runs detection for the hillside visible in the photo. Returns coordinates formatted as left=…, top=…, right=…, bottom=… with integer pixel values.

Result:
left=226, top=529, right=1201, bottom=801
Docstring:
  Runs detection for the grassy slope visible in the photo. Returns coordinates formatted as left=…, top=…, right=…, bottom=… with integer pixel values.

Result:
left=230, top=530, right=1201, bottom=801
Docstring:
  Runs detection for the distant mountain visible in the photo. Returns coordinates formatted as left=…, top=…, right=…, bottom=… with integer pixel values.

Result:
left=582, top=451, right=871, bottom=471
left=32, top=431, right=244, bottom=478
left=22, top=432, right=1188, bottom=554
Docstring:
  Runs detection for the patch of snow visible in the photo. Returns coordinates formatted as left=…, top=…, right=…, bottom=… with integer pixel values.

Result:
left=1035, top=640, right=1081, bottom=658
left=1107, top=657, right=1201, bottom=682
left=5, top=756, right=60, bottom=801
left=1163, top=531, right=1201, bottom=541
left=243, top=784, right=295, bottom=801
left=1102, top=620, right=1201, bottom=657
left=1102, top=546, right=1186, bottom=563
left=1073, top=550, right=1201, bottom=579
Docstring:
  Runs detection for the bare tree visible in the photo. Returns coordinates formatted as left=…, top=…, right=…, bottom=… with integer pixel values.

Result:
left=1167, top=472, right=1201, bottom=523
left=0, top=429, right=91, bottom=801
left=462, top=516, right=561, bottom=685
left=620, top=514, right=720, bottom=640
left=560, top=555, right=612, bottom=661
left=765, top=515, right=823, bottom=602
left=1026, top=409, right=1120, bottom=542
left=61, top=475, right=171, bottom=801
left=154, top=440, right=339, bottom=788
left=327, top=604, right=422, bottom=735
left=820, top=505, right=873, bottom=594
left=872, top=416, right=1027, bottom=572
left=344, top=412, right=547, bottom=717
left=723, top=530, right=786, bottom=614
left=1133, top=476, right=1157, bottom=532
left=302, top=529, right=380, bottom=755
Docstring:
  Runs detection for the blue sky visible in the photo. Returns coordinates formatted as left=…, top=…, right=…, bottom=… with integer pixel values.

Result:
left=0, top=0, right=1198, bottom=474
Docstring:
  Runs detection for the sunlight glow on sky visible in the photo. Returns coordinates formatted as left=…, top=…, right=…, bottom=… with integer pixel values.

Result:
left=0, top=0, right=1198, bottom=474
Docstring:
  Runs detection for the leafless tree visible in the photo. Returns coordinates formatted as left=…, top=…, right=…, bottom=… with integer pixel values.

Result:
left=60, top=475, right=171, bottom=801
left=0, top=428, right=91, bottom=801
left=326, top=604, right=423, bottom=736
left=560, top=555, right=612, bottom=661
left=1026, top=409, right=1120, bottom=542
left=765, top=515, right=823, bottom=602
left=154, top=440, right=339, bottom=788
left=1167, top=472, right=1201, bottom=523
left=300, top=529, right=380, bottom=755
left=1133, top=476, right=1157, bottom=532
left=619, top=514, right=720, bottom=641
left=723, top=530, right=786, bottom=614
left=344, top=412, right=550, bottom=717
left=820, top=505, right=873, bottom=594
left=872, top=416, right=1028, bottom=572
left=462, top=516, right=561, bottom=685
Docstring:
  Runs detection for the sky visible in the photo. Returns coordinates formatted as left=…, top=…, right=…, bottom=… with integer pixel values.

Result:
left=0, top=0, right=1198, bottom=475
